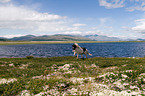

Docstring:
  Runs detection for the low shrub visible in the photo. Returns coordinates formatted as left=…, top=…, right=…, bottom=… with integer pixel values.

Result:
left=26, top=56, right=34, bottom=59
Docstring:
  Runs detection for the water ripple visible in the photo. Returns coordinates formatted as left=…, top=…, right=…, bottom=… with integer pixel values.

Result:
left=0, top=42, right=145, bottom=58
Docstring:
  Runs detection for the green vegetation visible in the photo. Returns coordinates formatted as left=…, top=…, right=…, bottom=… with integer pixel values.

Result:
left=0, top=41, right=145, bottom=45
left=0, top=56, right=145, bottom=95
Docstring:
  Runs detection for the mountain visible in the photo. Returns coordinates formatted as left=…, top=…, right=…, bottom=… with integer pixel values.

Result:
left=10, top=34, right=91, bottom=41
left=31, top=34, right=91, bottom=41
left=84, top=34, right=122, bottom=41
left=10, top=35, right=36, bottom=41
left=4, top=34, right=144, bottom=41
left=0, top=37, right=9, bottom=41
left=137, top=38, right=145, bottom=41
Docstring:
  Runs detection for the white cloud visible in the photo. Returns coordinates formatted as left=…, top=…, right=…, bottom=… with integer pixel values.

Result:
left=0, top=4, right=82, bottom=33
left=99, top=0, right=145, bottom=11
left=0, top=5, right=66, bottom=21
left=99, top=0, right=125, bottom=9
left=2, top=34, right=25, bottom=38
left=84, top=30, right=103, bottom=35
left=0, top=0, right=10, bottom=3
left=99, top=17, right=112, bottom=25
left=63, top=30, right=105, bottom=36
left=126, top=2, right=145, bottom=11
left=34, top=21, right=80, bottom=32
left=132, top=19, right=145, bottom=33
left=63, top=31, right=82, bottom=35
left=72, top=23, right=86, bottom=27
left=100, top=18, right=107, bottom=24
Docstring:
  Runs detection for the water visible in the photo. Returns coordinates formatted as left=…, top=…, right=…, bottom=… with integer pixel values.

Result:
left=0, top=42, right=145, bottom=58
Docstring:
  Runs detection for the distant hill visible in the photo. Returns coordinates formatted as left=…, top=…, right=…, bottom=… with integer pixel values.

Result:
left=137, top=38, right=145, bottom=41
left=4, top=34, right=145, bottom=41
left=10, top=34, right=91, bottom=41
left=84, top=34, right=122, bottom=41
left=0, top=37, right=9, bottom=41
left=10, top=35, right=36, bottom=41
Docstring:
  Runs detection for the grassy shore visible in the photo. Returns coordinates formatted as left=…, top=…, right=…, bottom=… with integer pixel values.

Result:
left=0, top=56, right=145, bottom=95
left=0, top=41, right=145, bottom=45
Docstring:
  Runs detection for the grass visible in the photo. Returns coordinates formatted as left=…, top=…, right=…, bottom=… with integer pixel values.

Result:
left=0, top=40, right=145, bottom=45
left=0, top=56, right=145, bottom=95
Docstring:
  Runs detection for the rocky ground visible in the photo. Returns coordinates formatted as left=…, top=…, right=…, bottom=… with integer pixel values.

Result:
left=0, top=56, right=144, bottom=96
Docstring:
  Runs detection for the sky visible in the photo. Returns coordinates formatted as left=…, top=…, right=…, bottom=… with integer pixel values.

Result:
left=0, top=0, right=145, bottom=39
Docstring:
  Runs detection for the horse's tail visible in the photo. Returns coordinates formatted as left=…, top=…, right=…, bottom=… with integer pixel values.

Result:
left=86, top=49, right=92, bottom=56
left=88, top=53, right=92, bottom=56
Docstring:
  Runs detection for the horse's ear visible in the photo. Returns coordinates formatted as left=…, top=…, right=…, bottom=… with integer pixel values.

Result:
left=74, top=43, right=79, bottom=46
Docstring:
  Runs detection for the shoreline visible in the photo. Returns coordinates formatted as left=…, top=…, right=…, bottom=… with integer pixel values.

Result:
left=0, top=41, right=145, bottom=45
left=0, top=56, right=144, bottom=59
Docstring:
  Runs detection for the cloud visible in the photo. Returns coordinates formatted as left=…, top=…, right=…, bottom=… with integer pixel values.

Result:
left=0, top=0, right=11, bottom=3
left=0, top=4, right=83, bottom=33
left=2, top=34, right=25, bottom=38
left=99, top=17, right=112, bottom=25
left=100, top=18, right=107, bottom=24
left=126, top=1, right=145, bottom=11
left=99, top=0, right=125, bottom=9
left=0, top=5, right=66, bottom=21
left=72, top=23, right=86, bottom=27
left=99, top=0, right=145, bottom=11
left=34, top=21, right=81, bottom=32
left=131, top=19, right=145, bottom=33
left=62, top=30, right=105, bottom=36
left=85, top=30, right=104, bottom=35
left=63, top=31, right=82, bottom=35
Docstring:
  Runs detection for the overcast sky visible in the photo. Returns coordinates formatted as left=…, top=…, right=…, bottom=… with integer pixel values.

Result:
left=0, top=0, right=145, bottom=39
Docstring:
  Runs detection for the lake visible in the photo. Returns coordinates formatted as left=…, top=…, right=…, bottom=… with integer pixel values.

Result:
left=0, top=42, right=145, bottom=58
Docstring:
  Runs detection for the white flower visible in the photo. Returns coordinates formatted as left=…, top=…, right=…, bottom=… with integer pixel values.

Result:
left=122, top=65, right=127, bottom=67
left=35, top=92, right=44, bottom=96
left=130, top=85, right=139, bottom=90
left=70, top=77, right=84, bottom=84
left=9, top=63, right=14, bottom=67
left=0, top=78, right=17, bottom=84
left=139, top=73, right=145, bottom=76
left=123, top=83, right=129, bottom=86
left=43, top=85, right=49, bottom=90
left=63, top=64, right=70, bottom=68
left=91, top=64, right=97, bottom=68
left=58, top=64, right=71, bottom=71
left=113, top=80, right=125, bottom=89
left=125, top=70, right=133, bottom=72
left=105, top=66, right=118, bottom=70
left=121, top=74, right=128, bottom=78
left=69, top=88, right=77, bottom=93
left=19, top=64, right=29, bottom=69
left=64, top=71, right=72, bottom=74
left=19, top=90, right=31, bottom=96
